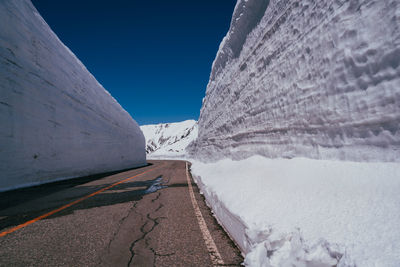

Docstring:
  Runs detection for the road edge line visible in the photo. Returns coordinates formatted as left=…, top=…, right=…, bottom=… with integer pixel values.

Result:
left=185, top=161, right=224, bottom=266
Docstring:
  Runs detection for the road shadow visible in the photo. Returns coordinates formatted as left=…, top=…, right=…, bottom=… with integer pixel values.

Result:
left=0, top=170, right=176, bottom=231
left=0, top=163, right=153, bottom=211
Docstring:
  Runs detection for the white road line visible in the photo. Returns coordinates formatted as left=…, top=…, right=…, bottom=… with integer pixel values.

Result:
left=185, top=162, right=225, bottom=266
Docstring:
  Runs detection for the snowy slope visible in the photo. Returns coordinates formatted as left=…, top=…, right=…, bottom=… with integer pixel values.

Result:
left=140, top=120, right=197, bottom=158
left=0, top=0, right=146, bottom=191
left=189, top=0, right=400, bottom=162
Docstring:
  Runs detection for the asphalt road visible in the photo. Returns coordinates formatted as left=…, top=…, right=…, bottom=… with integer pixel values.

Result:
left=0, top=160, right=243, bottom=266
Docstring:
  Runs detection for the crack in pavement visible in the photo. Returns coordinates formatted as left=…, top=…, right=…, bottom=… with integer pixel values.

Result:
left=105, top=202, right=137, bottom=254
left=0, top=161, right=243, bottom=266
left=151, top=191, right=162, bottom=203
left=155, top=203, right=163, bottom=212
left=127, top=192, right=167, bottom=267
left=149, top=247, right=176, bottom=267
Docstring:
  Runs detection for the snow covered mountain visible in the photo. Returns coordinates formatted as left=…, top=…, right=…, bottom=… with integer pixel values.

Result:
left=189, top=0, right=400, bottom=162
left=0, top=1, right=146, bottom=191
left=140, top=120, right=197, bottom=158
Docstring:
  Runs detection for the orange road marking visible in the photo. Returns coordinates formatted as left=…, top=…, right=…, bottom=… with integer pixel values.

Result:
left=0, top=166, right=157, bottom=238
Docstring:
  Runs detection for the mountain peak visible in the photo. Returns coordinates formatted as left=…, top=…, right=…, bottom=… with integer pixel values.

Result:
left=140, top=120, right=198, bottom=158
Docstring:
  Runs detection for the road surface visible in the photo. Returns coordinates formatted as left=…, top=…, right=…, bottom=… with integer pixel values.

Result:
left=0, top=160, right=242, bottom=266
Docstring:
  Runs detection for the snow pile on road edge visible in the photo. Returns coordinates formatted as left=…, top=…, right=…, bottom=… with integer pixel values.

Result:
left=190, top=156, right=400, bottom=266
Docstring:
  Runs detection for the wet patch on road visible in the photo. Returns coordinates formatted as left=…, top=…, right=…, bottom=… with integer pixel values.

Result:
left=142, top=176, right=168, bottom=195
left=105, top=175, right=168, bottom=195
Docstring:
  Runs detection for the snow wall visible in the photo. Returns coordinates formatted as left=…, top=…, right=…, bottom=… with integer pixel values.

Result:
left=0, top=0, right=146, bottom=191
left=189, top=0, right=400, bottom=162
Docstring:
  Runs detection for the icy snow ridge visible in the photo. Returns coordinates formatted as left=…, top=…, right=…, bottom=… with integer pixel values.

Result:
left=140, top=120, right=197, bottom=159
left=0, top=1, right=146, bottom=191
left=190, top=0, right=400, bottom=162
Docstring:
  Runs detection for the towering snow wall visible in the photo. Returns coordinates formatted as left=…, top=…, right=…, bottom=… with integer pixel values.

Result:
left=190, top=0, right=400, bottom=162
left=0, top=0, right=146, bottom=191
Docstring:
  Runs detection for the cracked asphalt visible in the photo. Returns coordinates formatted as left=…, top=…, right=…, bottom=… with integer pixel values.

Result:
left=0, top=160, right=243, bottom=266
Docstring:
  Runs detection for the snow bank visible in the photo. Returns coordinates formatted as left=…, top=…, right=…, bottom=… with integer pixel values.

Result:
left=190, top=0, right=400, bottom=162
left=140, top=120, right=197, bottom=159
left=0, top=0, right=146, bottom=191
left=191, top=156, right=400, bottom=266
left=189, top=0, right=400, bottom=265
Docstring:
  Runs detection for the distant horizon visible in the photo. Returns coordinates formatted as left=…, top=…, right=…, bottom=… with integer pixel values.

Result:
left=31, top=0, right=237, bottom=125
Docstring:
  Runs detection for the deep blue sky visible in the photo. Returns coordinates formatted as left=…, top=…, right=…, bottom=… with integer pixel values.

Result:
left=31, top=0, right=236, bottom=125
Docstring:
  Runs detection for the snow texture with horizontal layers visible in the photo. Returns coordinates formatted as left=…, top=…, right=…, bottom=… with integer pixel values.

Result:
left=0, top=0, right=146, bottom=191
left=191, top=157, right=400, bottom=267
left=189, top=0, right=400, bottom=162
left=140, top=120, right=197, bottom=159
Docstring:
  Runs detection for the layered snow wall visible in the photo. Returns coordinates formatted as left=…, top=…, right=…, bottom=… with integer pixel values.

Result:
left=190, top=0, right=400, bottom=162
left=0, top=0, right=146, bottom=191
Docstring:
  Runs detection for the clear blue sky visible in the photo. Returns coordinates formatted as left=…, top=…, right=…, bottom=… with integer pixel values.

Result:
left=31, top=0, right=236, bottom=125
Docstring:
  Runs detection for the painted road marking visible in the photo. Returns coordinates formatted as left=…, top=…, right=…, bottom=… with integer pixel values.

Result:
left=185, top=162, right=224, bottom=266
left=0, top=166, right=158, bottom=238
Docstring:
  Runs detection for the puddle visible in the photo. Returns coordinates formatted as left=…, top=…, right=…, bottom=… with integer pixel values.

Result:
left=143, top=176, right=168, bottom=194
left=115, top=175, right=168, bottom=195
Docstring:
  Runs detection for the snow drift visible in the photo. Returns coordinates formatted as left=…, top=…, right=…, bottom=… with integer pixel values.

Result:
left=0, top=0, right=146, bottom=191
left=140, top=120, right=197, bottom=159
left=189, top=0, right=400, bottom=162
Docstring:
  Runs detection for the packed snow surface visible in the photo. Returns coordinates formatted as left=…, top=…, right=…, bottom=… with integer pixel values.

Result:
left=0, top=0, right=146, bottom=191
left=191, top=156, right=400, bottom=266
left=140, top=120, right=197, bottom=158
left=190, top=0, right=400, bottom=162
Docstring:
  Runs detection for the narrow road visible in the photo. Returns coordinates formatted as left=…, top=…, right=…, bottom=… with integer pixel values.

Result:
left=0, top=160, right=242, bottom=266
